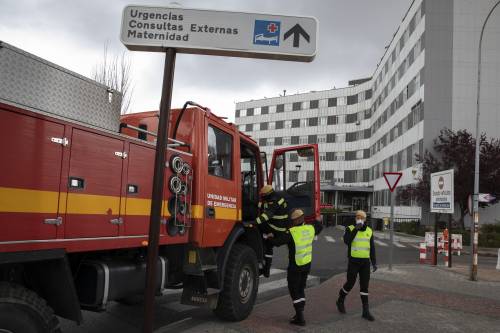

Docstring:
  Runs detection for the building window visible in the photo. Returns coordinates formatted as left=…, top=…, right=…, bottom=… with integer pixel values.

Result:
left=275, top=120, right=284, bottom=129
left=274, top=137, right=283, bottom=146
left=276, top=104, right=284, bottom=113
left=364, top=109, right=371, bottom=119
left=292, top=102, right=302, bottom=111
left=347, top=94, right=358, bottom=105
left=364, top=129, right=371, bottom=139
left=259, top=138, right=266, bottom=147
left=326, top=134, right=336, bottom=143
left=328, top=97, right=337, bottom=107
left=291, top=136, right=299, bottom=145
left=283, top=137, right=291, bottom=145
left=235, top=110, right=241, bottom=118
left=247, top=108, right=254, bottom=116
left=344, top=170, right=356, bottom=183
left=266, top=138, right=274, bottom=146
left=364, top=149, right=370, bottom=159
left=289, top=171, right=299, bottom=182
left=319, top=116, right=328, bottom=126
left=308, top=117, right=318, bottom=126
left=318, top=134, right=327, bottom=143
left=346, top=113, right=358, bottom=124
left=245, top=124, right=253, bottom=132
left=308, top=135, right=317, bottom=144
left=319, top=152, right=326, bottom=161
left=289, top=153, right=298, bottom=162
left=261, top=106, right=269, bottom=115
left=299, top=136, right=308, bottom=144
left=326, top=152, right=335, bottom=161
left=346, top=131, right=358, bottom=142
left=345, top=151, right=357, bottom=161
left=268, top=122, right=276, bottom=130
left=208, top=125, right=233, bottom=179
left=260, top=122, right=268, bottom=131
left=327, top=115, right=338, bottom=125
left=310, top=100, right=319, bottom=109
left=291, top=119, right=300, bottom=128
left=325, top=170, right=334, bottom=180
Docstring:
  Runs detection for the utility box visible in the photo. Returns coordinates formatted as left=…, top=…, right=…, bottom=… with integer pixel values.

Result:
left=0, top=41, right=122, bottom=132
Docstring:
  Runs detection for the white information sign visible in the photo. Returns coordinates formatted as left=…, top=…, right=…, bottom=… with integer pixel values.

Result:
left=120, top=6, right=318, bottom=62
left=430, top=169, right=454, bottom=213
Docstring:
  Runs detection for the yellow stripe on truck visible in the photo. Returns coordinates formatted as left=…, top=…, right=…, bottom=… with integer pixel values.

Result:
left=0, top=187, right=59, bottom=214
left=0, top=187, right=217, bottom=220
left=66, top=193, right=121, bottom=215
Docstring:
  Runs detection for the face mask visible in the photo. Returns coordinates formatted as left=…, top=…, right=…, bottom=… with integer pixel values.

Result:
left=356, top=219, right=364, bottom=225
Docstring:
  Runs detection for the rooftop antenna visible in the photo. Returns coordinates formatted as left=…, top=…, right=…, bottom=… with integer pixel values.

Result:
left=283, top=89, right=286, bottom=96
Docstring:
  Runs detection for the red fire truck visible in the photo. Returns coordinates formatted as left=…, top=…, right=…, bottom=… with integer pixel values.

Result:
left=0, top=41, right=320, bottom=332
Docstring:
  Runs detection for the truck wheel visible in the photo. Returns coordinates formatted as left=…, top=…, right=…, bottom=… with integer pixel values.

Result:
left=214, top=243, right=258, bottom=321
left=0, top=282, right=61, bottom=333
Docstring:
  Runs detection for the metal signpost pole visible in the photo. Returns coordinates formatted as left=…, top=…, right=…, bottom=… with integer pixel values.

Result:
left=471, top=0, right=500, bottom=281
left=389, top=190, right=395, bottom=271
left=448, top=215, right=452, bottom=268
left=143, top=49, right=176, bottom=333
left=433, top=214, right=438, bottom=266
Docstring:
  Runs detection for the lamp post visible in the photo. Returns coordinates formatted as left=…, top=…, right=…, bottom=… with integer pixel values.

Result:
left=471, top=0, right=500, bottom=281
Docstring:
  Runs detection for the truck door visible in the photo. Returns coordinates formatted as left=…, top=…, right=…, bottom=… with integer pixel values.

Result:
left=203, top=122, right=238, bottom=247
left=0, top=110, right=64, bottom=241
left=268, top=144, right=320, bottom=222
left=64, top=129, right=124, bottom=238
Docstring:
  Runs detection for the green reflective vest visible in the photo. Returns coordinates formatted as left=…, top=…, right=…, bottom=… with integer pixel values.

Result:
left=290, top=224, right=315, bottom=266
left=348, top=225, right=372, bottom=259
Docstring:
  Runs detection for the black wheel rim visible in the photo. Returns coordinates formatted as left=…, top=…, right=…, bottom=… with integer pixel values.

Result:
left=238, top=265, right=253, bottom=304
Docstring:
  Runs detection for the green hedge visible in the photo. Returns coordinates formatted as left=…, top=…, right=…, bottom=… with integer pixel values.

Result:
left=450, top=224, right=500, bottom=248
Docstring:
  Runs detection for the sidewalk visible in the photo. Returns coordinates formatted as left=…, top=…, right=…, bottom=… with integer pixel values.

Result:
left=171, top=265, right=500, bottom=333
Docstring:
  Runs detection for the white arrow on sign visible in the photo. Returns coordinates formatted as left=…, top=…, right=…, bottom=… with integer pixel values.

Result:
left=120, top=6, right=318, bottom=62
left=383, top=172, right=402, bottom=192
left=479, top=193, right=496, bottom=203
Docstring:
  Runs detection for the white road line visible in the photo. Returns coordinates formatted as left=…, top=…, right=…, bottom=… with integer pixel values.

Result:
left=258, top=275, right=317, bottom=293
left=325, top=236, right=336, bottom=243
left=393, top=241, right=406, bottom=248
left=410, top=244, right=420, bottom=249
left=374, top=240, right=388, bottom=247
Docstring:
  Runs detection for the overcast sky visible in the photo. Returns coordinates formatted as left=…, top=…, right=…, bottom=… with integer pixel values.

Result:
left=0, top=0, right=410, bottom=121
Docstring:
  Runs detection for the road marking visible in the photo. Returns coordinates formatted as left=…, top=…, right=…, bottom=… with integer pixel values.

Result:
left=156, top=317, right=192, bottom=332
left=258, top=275, right=317, bottom=293
left=325, top=236, right=336, bottom=243
left=410, top=244, right=420, bottom=249
left=393, top=241, right=406, bottom=248
left=374, top=240, right=388, bottom=247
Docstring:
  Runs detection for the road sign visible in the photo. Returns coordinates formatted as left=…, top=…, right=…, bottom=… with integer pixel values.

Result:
left=430, top=169, right=454, bottom=214
left=120, top=6, right=318, bottom=62
left=383, top=172, right=402, bottom=192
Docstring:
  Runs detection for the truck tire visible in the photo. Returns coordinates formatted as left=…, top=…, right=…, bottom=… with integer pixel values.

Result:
left=214, top=243, right=258, bottom=321
left=0, top=282, right=61, bottom=333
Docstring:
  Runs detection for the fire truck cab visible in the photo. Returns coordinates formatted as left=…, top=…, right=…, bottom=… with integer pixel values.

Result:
left=0, top=41, right=320, bottom=332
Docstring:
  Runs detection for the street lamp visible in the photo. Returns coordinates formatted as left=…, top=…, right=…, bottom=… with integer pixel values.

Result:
left=471, top=0, right=500, bottom=281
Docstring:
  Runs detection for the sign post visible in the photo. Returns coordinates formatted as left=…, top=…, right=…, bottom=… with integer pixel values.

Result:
left=430, top=169, right=454, bottom=267
left=120, top=5, right=318, bottom=332
left=383, top=172, right=402, bottom=271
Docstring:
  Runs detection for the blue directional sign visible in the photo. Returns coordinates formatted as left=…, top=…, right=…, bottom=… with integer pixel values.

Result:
left=253, top=20, right=281, bottom=46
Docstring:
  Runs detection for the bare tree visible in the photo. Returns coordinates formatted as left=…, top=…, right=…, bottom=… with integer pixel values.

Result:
left=92, top=42, right=133, bottom=114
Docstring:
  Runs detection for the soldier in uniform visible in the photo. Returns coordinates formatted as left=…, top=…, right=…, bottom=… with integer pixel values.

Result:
left=255, top=185, right=289, bottom=277
left=336, top=210, right=377, bottom=321
left=269, top=208, right=322, bottom=326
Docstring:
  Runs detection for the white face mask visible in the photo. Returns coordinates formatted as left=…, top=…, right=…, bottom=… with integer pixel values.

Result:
left=356, top=219, right=364, bottom=225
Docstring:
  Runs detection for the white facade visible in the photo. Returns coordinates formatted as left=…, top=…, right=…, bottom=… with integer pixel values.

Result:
left=235, top=0, right=500, bottom=224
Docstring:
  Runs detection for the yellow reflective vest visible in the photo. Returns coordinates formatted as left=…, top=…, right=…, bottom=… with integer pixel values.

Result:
left=289, top=224, right=315, bottom=266
left=348, top=225, right=372, bottom=259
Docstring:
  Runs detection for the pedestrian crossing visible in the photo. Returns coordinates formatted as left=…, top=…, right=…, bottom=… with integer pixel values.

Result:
left=156, top=268, right=320, bottom=313
left=321, top=234, right=418, bottom=249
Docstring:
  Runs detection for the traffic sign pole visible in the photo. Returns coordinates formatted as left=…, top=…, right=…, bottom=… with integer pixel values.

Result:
left=143, top=48, right=176, bottom=333
left=389, top=190, right=395, bottom=271
left=383, top=172, right=402, bottom=272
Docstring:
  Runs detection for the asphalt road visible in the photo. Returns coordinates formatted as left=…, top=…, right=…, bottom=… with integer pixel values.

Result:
left=59, top=226, right=497, bottom=332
